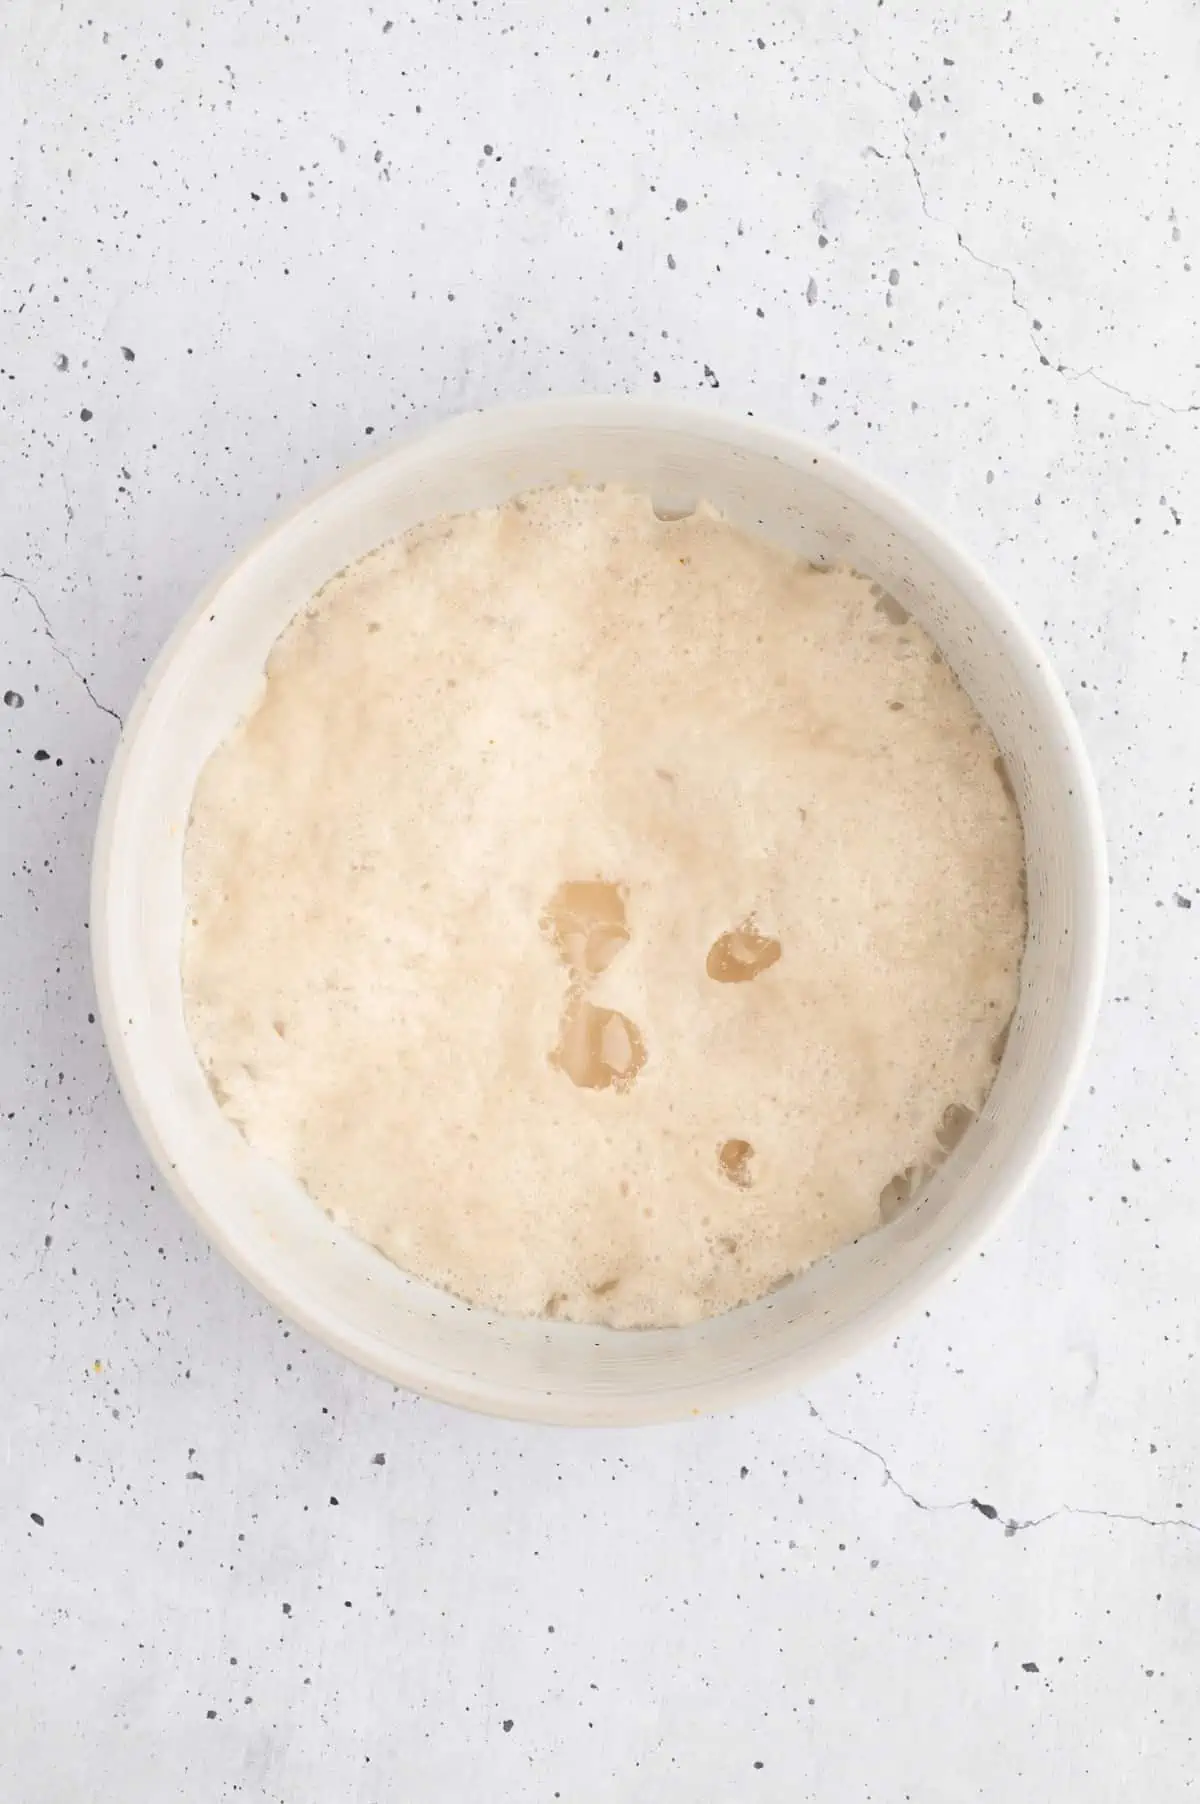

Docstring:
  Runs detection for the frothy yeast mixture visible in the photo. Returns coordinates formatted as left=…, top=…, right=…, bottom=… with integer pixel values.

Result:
left=182, top=486, right=1026, bottom=1327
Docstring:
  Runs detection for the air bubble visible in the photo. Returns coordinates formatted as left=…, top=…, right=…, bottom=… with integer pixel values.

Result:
left=936, top=1102, right=975, bottom=1154
left=878, top=1165, right=921, bottom=1223
left=707, top=922, right=782, bottom=984
left=873, top=590, right=910, bottom=626
left=550, top=994, right=646, bottom=1092
left=543, top=880, right=646, bottom=1091
left=542, top=879, right=629, bottom=976
left=718, top=1138, right=755, bottom=1187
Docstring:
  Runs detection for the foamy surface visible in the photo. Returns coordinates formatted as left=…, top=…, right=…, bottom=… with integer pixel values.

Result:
left=182, top=486, right=1026, bottom=1327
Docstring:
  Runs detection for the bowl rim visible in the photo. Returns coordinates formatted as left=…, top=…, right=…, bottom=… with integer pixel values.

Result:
left=91, top=395, right=1108, bottom=1424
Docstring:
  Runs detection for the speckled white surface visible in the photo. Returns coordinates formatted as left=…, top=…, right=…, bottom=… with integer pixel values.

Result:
left=1, top=3, right=1197, bottom=1798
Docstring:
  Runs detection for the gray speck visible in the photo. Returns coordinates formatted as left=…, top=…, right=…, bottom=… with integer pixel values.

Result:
left=908, top=90, right=922, bottom=112
left=675, top=196, right=688, bottom=211
left=806, top=276, right=818, bottom=305
left=53, top=353, right=69, bottom=372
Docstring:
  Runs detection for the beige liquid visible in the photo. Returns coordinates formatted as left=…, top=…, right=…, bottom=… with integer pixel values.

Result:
left=182, top=486, right=1026, bottom=1328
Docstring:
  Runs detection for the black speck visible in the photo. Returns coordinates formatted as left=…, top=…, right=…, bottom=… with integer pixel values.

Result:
left=121, top=345, right=135, bottom=361
left=739, top=1465, right=749, bottom=1479
left=250, top=191, right=261, bottom=201
left=753, top=1761, right=764, bottom=1770
left=652, top=371, right=661, bottom=383
left=675, top=196, right=688, bottom=211
left=80, top=407, right=93, bottom=422
left=30, top=1512, right=44, bottom=1527
left=1022, top=1661, right=1039, bottom=1673
left=971, top=1498, right=999, bottom=1520
left=53, top=353, right=69, bottom=372
left=280, top=191, right=289, bottom=202
left=1032, top=91, right=1044, bottom=104
left=703, top=364, right=720, bottom=388
left=755, top=306, right=764, bottom=317
left=4, top=690, right=24, bottom=708
left=372, top=1452, right=386, bottom=1465
left=186, top=1470, right=205, bottom=1480
left=502, top=1719, right=514, bottom=1733
left=154, top=56, right=163, bottom=68
left=908, top=90, right=922, bottom=111
left=483, top=143, right=494, bottom=156
left=33, top=749, right=50, bottom=762
left=1132, top=1159, right=1141, bottom=1171
left=282, top=1602, right=292, bottom=1615
left=667, top=252, right=676, bottom=270
left=382, top=17, right=393, bottom=29
left=756, top=36, right=765, bottom=48
left=1175, top=893, right=1192, bottom=909
left=206, top=1708, right=216, bottom=1719
left=329, top=1494, right=339, bottom=1505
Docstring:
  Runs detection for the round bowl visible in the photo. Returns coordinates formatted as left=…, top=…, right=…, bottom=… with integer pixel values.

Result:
left=92, top=397, right=1107, bottom=1425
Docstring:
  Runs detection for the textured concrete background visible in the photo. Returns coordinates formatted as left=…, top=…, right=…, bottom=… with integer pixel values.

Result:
left=2, top=2, right=1198, bottom=1798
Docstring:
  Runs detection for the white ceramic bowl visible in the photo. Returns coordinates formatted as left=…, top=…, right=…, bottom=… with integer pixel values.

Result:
left=92, top=397, right=1106, bottom=1424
